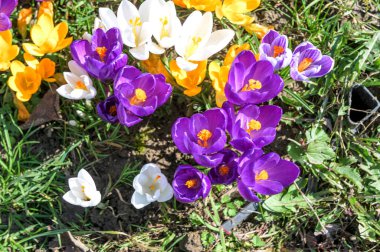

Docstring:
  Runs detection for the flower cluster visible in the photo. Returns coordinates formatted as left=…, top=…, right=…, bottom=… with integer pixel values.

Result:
left=171, top=30, right=334, bottom=203
left=1, top=1, right=72, bottom=121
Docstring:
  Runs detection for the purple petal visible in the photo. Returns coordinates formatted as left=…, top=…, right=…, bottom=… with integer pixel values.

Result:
left=0, top=0, right=18, bottom=16
left=193, top=152, right=224, bottom=167
left=293, top=41, right=317, bottom=54
left=264, top=159, right=300, bottom=187
left=237, top=180, right=260, bottom=202
left=117, top=105, right=143, bottom=127
left=0, top=13, right=11, bottom=31
left=71, top=40, right=92, bottom=66
left=309, top=55, right=334, bottom=78
left=262, top=30, right=280, bottom=44
left=171, top=117, right=191, bottom=153
left=252, top=180, right=284, bottom=195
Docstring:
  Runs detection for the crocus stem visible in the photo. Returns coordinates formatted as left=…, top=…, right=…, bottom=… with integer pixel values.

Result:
left=209, top=192, right=227, bottom=252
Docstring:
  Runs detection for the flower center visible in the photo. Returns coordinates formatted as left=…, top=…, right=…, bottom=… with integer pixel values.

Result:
left=75, top=81, right=88, bottom=91
left=247, top=119, right=261, bottom=133
left=129, top=17, right=142, bottom=45
left=218, top=165, right=230, bottom=176
left=255, top=170, right=269, bottom=181
left=241, top=79, right=262, bottom=92
left=96, top=47, right=107, bottom=62
left=298, top=57, right=313, bottom=72
left=197, top=129, right=212, bottom=148
left=149, top=175, right=161, bottom=191
left=130, top=88, right=147, bottom=105
left=185, top=36, right=202, bottom=58
left=160, top=16, right=169, bottom=39
left=185, top=179, right=198, bottom=189
left=81, top=185, right=91, bottom=201
left=273, top=45, right=285, bottom=57
left=108, top=105, right=117, bottom=116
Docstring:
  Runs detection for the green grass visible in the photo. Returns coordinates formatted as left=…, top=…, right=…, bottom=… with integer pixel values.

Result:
left=0, top=0, right=379, bottom=251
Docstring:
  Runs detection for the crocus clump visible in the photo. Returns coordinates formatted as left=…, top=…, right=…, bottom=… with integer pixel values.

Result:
left=290, top=41, right=334, bottom=82
left=259, top=30, right=292, bottom=70
left=171, top=108, right=227, bottom=167
left=172, top=165, right=211, bottom=203
left=224, top=50, right=284, bottom=106
left=71, top=28, right=128, bottom=81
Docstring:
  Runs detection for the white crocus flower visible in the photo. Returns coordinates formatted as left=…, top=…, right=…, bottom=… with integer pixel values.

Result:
left=82, top=17, right=106, bottom=42
left=139, top=0, right=181, bottom=54
left=63, top=169, right=101, bottom=208
left=131, top=163, right=173, bottom=209
left=174, top=11, right=235, bottom=71
left=99, top=0, right=153, bottom=60
left=57, top=61, right=97, bottom=100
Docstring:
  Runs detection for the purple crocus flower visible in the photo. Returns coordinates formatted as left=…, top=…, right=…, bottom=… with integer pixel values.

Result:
left=225, top=50, right=284, bottom=106
left=71, top=28, right=128, bottom=81
left=259, top=30, right=292, bottom=70
left=207, top=150, right=238, bottom=185
left=96, top=95, right=119, bottom=124
left=0, top=0, right=18, bottom=31
left=114, top=65, right=172, bottom=120
left=290, top=42, right=334, bottom=82
left=223, top=101, right=282, bottom=151
left=171, top=108, right=227, bottom=167
left=238, top=152, right=300, bottom=202
left=172, top=165, right=211, bottom=203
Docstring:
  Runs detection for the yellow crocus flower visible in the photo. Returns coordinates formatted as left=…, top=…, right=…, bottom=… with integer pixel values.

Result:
left=0, top=30, right=20, bottom=71
left=209, top=43, right=250, bottom=107
left=22, top=13, right=72, bottom=56
left=8, top=61, right=42, bottom=102
left=173, top=0, right=221, bottom=11
left=244, top=23, right=273, bottom=39
left=216, top=0, right=260, bottom=26
left=140, top=54, right=176, bottom=86
left=169, top=59, right=207, bottom=96
left=38, top=1, right=54, bottom=18
left=17, top=7, right=33, bottom=39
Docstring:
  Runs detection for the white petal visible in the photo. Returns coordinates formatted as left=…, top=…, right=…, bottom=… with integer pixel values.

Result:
left=63, top=191, right=81, bottom=205
left=87, top=191, right=101, bottom=207
left=85, top=86, right=97, bottom=100
left=158, top=184, right=173, bottom=202
left=78, top=169, right=97, bottom=190
left=146, top=189, right=160, bottom=202
left=137, top=22, right=153, bottom=46
left=149, top=42, right=165, bottom=54
left=130, top=44, right=150, bottom=60
left=94, top=17, right=104, bottom=30
left=131, top=191, right=150, bottom=209
left=138, top=0, right=156, bottom=22
left=82, top=32, right=92, bottom=42
left=120, top=26, right=136, bottom=47
left=68, top=61, right=88, bottom=77
left=140, top=163, right=161, bottom=176
left=133, top=173, right=149, bottom=194
left=99, top=7, right=118, bottom=30
left=64, top=72, right=83, bottom=87
left=190, top=29, right=235, bottom=61
left=117, top=0, right=140, bottom=29
left=57, top=85, right=75, bottom=99
left=70, top=89, right=88, bottom=100
left=176, top=57, right=198, bottom=71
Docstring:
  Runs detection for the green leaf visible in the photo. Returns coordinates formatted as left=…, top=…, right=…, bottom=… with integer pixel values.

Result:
left=306, top=141, right=335, bottom=164
left=251, top=235, right=266, bottom=247
left=334, top=166, right=363, bottom=190
left=287, top=143, right=306, bottom=164
left=221, top=195, right=231, bottom=204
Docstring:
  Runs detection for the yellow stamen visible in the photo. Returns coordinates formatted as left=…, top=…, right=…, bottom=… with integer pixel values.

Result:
left=185, top=179, right=198, bottom=189
left=247, top=119, right=261, bottom=133
left=149, top=175, right=161, bottom=191
left=185, top=36, right=202, bottom=58
left=298, top=58, right=313, bottom=72
left=75, top=81, right=88, bottom=91
left=129, top=17, right=142, bottom=45
left=241, top=79, right=262, bottom=92
left=197, top=129, right=212, bottom=148
left=273, top=45, right=284, bottom=57
left=255, top=170, right=269, bottom=181
left=218, top=165, right=230, bottom=176
left=160, top=17, right=169, bottom=39
left=81, top=185, right=91, bottom=201
left=130, top=88, right=147, bottom=105
left=95, top=47, right=107, bottom=62
left=108, top=105, right=117, bottom=116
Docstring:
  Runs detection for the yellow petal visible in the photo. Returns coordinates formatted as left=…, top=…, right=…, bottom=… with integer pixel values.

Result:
left=184, top=87, right=202, bottom=96
left=244, top=23, right=273, bottom=39
left=18, top=7, right=33, bottom=39
left=24, top=53, right=39, bottom=68
left=54, top=37, right=73, bottom=52
left=13, top=96, right=30, bottom=122
left=141, top=54, right=176, bottom=85
left=38, top=1, right=54, bottom=19
left=223, top=43, right=250, bottom=65
left=10, top=60, right=26, bottom=75
left=0, top=30, right=12, bottom=45
left=22, top=43, right=45, bottom=56
left=216, top=92, right=227, bottom=108
left=30, top=24, right=49, bottom=47
left=37, top=58, right=56, bottom=80
left=36, top=13, right=54, bottom=34
left=16, top=92, right=32, bottom=102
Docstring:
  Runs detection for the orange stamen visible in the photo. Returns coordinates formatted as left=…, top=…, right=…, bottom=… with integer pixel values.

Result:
left=108, top=105, right=117, bottom=116
left=247, top=119, right=261, bottom=133
left=273, top=45, right=285, bottom=57
left=241, top=79, right=262, bottom=92
left=298, top=58, right=313, bottom=72
left=218, top=165, right=230, bottom=176
left=96, top=47, right=107, bottom=62
left=197, top=129, right=212, bottom=148
left=185, top=179, right=198, bottom=188
left=75, top=81, right=88, bottom=91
